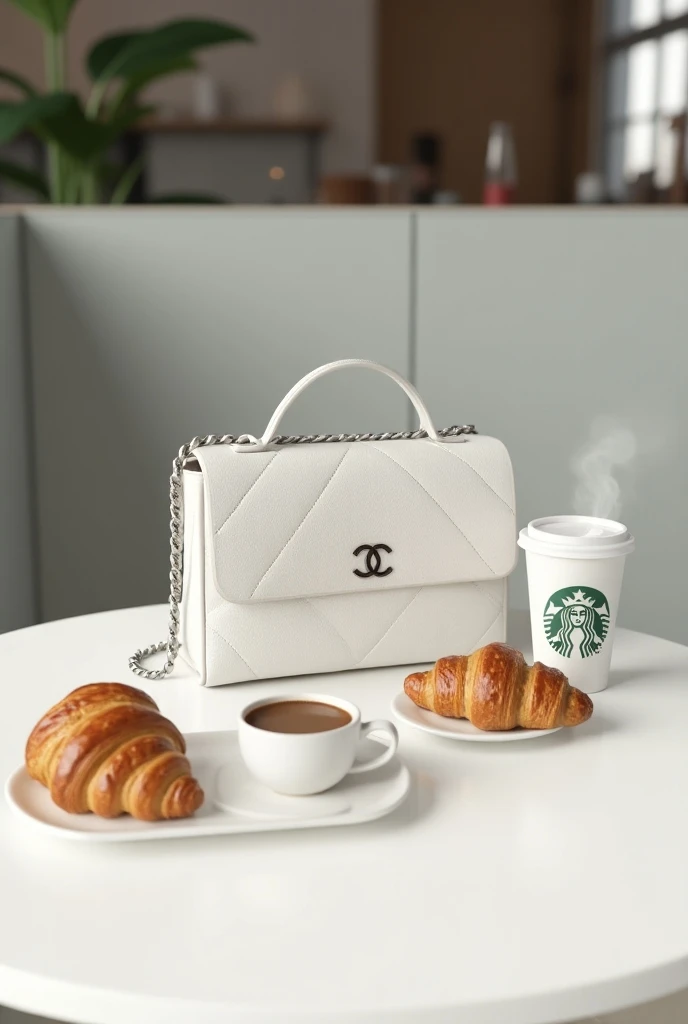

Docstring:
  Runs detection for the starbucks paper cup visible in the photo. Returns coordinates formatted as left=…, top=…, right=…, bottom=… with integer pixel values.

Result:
left=518, top=516, right=634, bottom=694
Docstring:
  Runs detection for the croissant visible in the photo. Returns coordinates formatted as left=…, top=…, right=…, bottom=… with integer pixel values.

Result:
left=25, top=682, right=204, bottom=820
left=404, top=643, right=593, bottom=730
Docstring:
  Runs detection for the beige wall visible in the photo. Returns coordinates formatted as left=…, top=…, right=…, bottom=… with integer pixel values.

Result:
left=0, top=0, right=376, bottom=173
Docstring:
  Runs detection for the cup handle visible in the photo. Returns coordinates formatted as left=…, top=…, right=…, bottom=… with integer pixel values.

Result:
left=348, top=720, right=399, bottom=775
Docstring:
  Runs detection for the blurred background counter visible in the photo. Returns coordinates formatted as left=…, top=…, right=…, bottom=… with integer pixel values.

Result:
left=2, top=1, right=688, bottom=206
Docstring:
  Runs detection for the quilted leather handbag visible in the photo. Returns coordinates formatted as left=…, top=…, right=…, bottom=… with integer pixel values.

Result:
left=130, top=359, right=517, bottom=687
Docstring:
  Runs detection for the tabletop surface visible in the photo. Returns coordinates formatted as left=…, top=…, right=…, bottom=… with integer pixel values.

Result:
left=0, top=606, right=687, bottom=1024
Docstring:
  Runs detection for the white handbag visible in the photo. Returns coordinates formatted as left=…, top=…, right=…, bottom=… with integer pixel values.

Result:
left=130, top=360, right=517, bottom=687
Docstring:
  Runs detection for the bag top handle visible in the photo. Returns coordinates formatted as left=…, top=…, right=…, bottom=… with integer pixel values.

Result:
left=239, top=359, right=441, bottom=452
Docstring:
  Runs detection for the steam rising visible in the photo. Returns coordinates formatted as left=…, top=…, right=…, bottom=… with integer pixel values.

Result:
left=572, top=419, right=636, bottom=520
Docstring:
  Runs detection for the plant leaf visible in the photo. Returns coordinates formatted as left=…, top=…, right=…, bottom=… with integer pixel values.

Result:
left=0, top=68, right=37, bottom=98
left=104, top=57, right=198, bottom=126
left=41, top=97, right=153, bottom=161
left=4, top=0, right=79, bottom=34
left=106, top=103, right=154, bottom=135
left=0, top=92, right=150, bottom=162
left=115, top=55, right=197, bottom=106
left=150, top=192, right=225, bottom=204
left=98, top=159, right=126, bottom=184
left=37, top=94, right=110, bottom=160
left=110, top=153, right=144, bottom=205
left=0, top=92, right=73, bottom=144
left=84, top=32, right=140, bottom=83
left=0, top=158, right=48, bottom=198
left=87, top=19, right=254, bottom=82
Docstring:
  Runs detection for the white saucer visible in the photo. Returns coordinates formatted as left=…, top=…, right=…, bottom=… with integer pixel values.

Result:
left=5, top=731, right=410, bottom=843
left=391, top=692, right=563, bottom=743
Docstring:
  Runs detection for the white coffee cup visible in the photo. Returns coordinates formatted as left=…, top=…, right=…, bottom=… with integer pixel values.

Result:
left=238, top=693, right=399, bottom=796
left=518, top=515, right=634, bottom=694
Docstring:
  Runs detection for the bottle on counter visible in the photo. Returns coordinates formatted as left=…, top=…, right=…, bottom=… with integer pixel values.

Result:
left=410, top=133, right=441, bottom=203
left=574, top=171, right=605, bottom=204
left=192, top=73, right=221, bottom=121
left=273, top=73, right=315, bottom=121
left=483, top=122, right=517, bottom=205
left=371, top=165, right=404, bottom=204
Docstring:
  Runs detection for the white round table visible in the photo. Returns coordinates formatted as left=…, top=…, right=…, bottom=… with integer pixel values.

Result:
left=1, top=607, right=687, bottom=1024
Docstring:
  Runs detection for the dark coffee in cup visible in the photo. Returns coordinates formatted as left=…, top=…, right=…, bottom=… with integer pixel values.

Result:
left=245, top=700, right=352, bottom=735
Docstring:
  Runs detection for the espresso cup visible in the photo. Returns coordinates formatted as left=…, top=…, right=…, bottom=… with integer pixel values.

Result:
left=238, top=694, right=399, bottom=796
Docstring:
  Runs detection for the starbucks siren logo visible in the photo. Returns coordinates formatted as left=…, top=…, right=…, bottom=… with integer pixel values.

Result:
left=544, top=586, right=610, bottom=659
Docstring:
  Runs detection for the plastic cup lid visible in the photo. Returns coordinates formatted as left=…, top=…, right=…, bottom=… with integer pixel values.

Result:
left=517, top=515, right=634, bottom=559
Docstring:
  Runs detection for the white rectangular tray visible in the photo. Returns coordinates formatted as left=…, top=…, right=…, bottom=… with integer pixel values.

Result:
left=5, top=730, right=410, bottom=843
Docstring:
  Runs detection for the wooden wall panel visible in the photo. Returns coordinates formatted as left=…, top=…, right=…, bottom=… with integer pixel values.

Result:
left=378, top=0, right=595, bottom=203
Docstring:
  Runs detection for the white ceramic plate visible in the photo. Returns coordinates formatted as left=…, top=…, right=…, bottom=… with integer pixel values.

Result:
left=391, top=693, right=563, bottom=742
left=5, top=730, right=410, bottom=843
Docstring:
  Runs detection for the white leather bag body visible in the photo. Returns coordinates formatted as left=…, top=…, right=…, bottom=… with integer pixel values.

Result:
left=131, top=360, right=517, bottom=687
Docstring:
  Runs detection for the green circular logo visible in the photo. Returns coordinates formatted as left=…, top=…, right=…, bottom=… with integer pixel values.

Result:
left=543, top=586, right=610, bottom=659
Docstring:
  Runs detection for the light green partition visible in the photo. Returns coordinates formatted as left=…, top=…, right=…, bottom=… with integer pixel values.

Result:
left=13, top=206, right=688, bottom=644
left=415, top=209, right=688, bottom=643
left=25, top=209, right=413, bottom=622
left=0, top=215, right=36, bottom=632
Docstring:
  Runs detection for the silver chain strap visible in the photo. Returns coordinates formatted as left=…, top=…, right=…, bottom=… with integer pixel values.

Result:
left=129, top=424, right=477, bottom=680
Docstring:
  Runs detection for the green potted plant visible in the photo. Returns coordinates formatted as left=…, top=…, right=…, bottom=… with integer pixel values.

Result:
left=0, top=1, right=254, bottom=203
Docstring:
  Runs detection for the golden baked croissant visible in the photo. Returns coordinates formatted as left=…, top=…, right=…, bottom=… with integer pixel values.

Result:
left=26, top=682, right=204, bottom=820
left=404, top=643, right=593, bottom=730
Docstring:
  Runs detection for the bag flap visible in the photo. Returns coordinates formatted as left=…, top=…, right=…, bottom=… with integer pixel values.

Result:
left=191, top=436, right=516, bottom=604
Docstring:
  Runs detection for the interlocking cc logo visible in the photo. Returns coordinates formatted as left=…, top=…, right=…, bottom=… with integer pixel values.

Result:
left=353, top=543, right=393, bottom=578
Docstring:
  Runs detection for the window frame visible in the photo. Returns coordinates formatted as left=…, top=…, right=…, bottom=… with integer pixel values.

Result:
left=602, top=5, right=688, bottom=197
